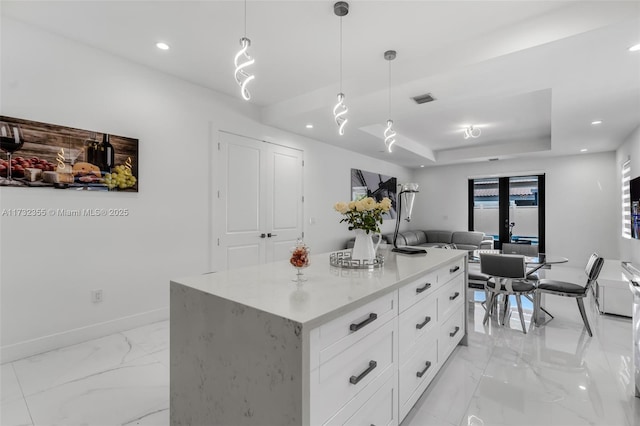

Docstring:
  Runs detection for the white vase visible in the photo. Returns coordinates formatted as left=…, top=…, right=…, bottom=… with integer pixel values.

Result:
left=351, top=229, right=382, bottom=262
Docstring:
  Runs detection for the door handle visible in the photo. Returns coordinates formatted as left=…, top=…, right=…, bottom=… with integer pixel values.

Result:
left=416, top=283, right=431, bottom=293
left=267, top=233, right=278, bottom=238
left=349, top=360, right=377, bottom=385
left=350, top=313, right=377, bottom=332
left=416, top=361, right=432, bottom=378
left=259, top=233, right=266, bottom=238
left=416, top=316, right=431, bottom=330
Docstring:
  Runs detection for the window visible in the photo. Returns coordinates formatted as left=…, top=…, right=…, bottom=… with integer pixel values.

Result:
left=622, top=160, right=631, bottom=239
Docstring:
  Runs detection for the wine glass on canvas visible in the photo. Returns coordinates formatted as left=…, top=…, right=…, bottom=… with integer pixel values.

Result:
left=0, top=121, right=25, bottom=184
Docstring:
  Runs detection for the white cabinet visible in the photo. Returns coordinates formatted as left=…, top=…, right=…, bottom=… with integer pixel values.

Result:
left=171, top=250, right=467, bottom=426
left=310, top=314, right=398, bottom=425
left=596, top=259, right=633, bottom=317
left=310, top=256, right=467, bottom=425
left=396, top=257, right=466, bottom=422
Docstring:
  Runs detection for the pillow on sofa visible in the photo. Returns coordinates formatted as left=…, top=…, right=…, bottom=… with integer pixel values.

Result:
left=394, top=230, right=428, bottom=246
left=424, top=230, right=453, bottom=244
left=451, top=231, right=485, bottom=251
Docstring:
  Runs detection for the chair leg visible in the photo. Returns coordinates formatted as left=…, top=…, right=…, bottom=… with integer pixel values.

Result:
left=501, top=295, right=510, bottom=326
left=483, top=292, right=496, bottom=325
left=515, top=294, right=527, bottom=334
left=576, top=297, right=593, bottom=337
left=525, top=294, right=554, bottom=321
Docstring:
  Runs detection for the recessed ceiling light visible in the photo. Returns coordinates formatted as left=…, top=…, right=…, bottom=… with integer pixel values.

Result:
left=580, top=148, right=588, bottom=152
left=591, top=120, right=602, bottom=125
left=629, top=43, right=640, bottom=52
left=156, top=42, right=170, bottom=50
left=305, top=124, right=313, bottom=129
left=420, top=165, right=425, bottom=168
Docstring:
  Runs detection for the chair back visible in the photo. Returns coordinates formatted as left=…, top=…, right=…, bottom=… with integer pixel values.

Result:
left=584, top=253, right=604, bottom=289
left=480, top=253, right=526, bottom=279
left=502, top=243, right=539, bottom=257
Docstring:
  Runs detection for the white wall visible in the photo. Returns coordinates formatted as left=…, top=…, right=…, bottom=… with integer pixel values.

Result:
left=0, top=18, right=411, bottom=361
left=617, top=124, right=640, bottom=266
left=411, top=152, right=619, bottom=267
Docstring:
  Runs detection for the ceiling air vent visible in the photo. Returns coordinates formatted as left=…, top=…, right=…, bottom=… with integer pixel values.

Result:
left=488, top=158, right=499, bottom=162
left=411, top=93, right=436, bottom=104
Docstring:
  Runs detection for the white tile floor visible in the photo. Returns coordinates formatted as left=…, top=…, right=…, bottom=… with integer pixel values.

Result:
left=2, top=276, right=638, bottom=426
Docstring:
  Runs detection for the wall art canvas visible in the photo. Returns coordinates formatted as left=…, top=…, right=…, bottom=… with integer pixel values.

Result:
left=351, top=168, right=397, bottom=219
left=0, top=116, right=138, bottom=192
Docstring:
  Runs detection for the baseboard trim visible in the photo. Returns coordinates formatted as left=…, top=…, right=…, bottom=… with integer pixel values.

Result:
left=1, top=307, right=169, bottom=364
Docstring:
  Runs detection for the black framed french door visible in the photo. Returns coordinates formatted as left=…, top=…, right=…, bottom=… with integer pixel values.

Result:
left=468, top=174, right=545, bottom=252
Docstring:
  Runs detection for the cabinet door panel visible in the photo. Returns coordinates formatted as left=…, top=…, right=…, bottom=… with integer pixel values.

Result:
left=311, top=319, right=396, bottom=426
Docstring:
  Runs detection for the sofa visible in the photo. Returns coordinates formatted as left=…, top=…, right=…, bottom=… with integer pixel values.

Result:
left=346, top=229, right=493, bottom=252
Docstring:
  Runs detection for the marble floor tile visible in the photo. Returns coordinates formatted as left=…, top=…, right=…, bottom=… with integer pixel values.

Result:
left=0, top=396, right=33, bottom=426
left=24, top=354, right=168, bottom=426
left=1, top=363, right=23, bottom=403
left=121, top=320, right=169, bottom=356
left=149, top=348, right=170, bottom=368
left=12, top=332, right=149, bottom=397
left=2, top=281, right=636, bottom=426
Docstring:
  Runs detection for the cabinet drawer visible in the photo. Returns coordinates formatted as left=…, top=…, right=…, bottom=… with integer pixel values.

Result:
left=311, top=291, right=396, bottom=370
left=398, top=295, right=437, bottom=360
left=399, top=328, right=438, bottom=421
left=344, top=373, right=397, bottom=426
left=437, top=274, right=464, bottom=322
left=398, top=270, right=437, bottom=312
left=311, top=318, right=396, bottom=426
left=438, top=306, right=464, bottom=363
left=441, top=257, right=464, bottom=284
left=324, top=371, right=398, bottom=426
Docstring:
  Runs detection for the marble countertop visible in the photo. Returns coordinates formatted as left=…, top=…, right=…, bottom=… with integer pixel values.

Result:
left=171, top=247, right=467, bottom=328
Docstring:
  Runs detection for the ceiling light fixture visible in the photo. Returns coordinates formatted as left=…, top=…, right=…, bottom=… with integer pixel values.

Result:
left=384, top=50, right=397, bottom=152
left=629, top=43, right=640, bottom=52
left=234, top=0, right=255, bottom=101
left=305, top=124, right=314, bottom=129
left=333, top=2, right=349, bottom=136
left=581, top=148, right=588, bottom=152
left=156, top=42, right=170, bottom=50
left=591, top=120, right=602, bottom=125
left=463, top=125, right=481, bottom=139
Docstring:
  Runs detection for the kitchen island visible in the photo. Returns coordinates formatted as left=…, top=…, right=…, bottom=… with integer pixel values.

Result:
left=170, top=248, right=468, bottom=426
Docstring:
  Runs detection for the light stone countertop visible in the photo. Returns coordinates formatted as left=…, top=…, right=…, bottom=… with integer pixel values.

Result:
left=171, top=247, right=467, bottom=329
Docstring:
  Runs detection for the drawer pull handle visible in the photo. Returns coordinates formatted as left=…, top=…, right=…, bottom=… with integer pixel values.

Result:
left=450, top=265, right=460, bottom=273
left=349, top=360, right=377, bottom=385
left=449, top=292, right=460, bottom=301
left=350, top=313, right=377, bottom=332
left=416, top=361, right=432, bottom=378
left=449, top=326, right=460, bottom=337
left=416, top=283, right=432, bottom=293
left=416, top=316, right=432, bottom=330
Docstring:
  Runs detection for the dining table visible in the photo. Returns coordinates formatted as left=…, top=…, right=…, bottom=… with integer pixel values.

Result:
left=468, top=249, right=569, bottom=324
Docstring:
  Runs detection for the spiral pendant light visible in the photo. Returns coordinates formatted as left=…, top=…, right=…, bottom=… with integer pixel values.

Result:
left=333, top=2, right=349, bottom=136
left=384, top=50, right=397, bottom=152
left=234, top=0, right=255, bottom=101
left=463, top=125, right=481, bottom=139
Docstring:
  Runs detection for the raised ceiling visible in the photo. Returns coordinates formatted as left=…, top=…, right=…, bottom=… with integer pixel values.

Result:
left=2, top=1, right=640, bottom=167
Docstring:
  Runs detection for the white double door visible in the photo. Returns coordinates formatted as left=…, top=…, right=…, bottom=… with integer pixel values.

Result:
left=216, top=131, right=304, bottom=271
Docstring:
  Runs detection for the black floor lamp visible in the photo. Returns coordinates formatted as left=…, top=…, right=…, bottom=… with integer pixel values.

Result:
left=392, top=183, right=427, bottom=255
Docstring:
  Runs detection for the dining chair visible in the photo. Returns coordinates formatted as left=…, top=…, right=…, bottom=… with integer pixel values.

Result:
left=480, top=253, right=536, bottom=334
left=533, top=253, right=604, bottom=337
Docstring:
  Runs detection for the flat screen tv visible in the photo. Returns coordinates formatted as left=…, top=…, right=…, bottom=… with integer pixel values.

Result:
left=631, top=176, right=640, bottom=239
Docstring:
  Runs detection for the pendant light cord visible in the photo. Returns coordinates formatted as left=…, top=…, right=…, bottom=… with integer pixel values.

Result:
left=388, top=59, right=392, bottom=117
left=244, top=0, right=247, bottom=37
left=339, top=17, right=343, bottom=93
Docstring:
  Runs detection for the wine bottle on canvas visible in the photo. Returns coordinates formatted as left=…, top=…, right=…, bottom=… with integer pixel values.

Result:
left=98, top=133, right=115, bottom=173
left=84, top=132, right=100, bottom=166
